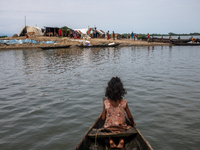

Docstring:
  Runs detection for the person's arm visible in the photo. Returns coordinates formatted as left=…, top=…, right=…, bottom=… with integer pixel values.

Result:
left=102, top=102, right=106, bottom=120
left=125, top=103, right=136, bottom=126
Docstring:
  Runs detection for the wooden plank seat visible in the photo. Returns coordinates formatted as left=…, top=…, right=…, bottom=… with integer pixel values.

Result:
left=88, top=127, right=137, bottom=138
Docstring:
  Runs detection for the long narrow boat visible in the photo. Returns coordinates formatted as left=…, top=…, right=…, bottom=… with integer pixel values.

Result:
left=173, top=43, right=200, bottom=46
left=76, top=43, right=120, bottom=48
left=74, top=113, right=153, bottom=150
left=41, top=45, right=71, bottom=50
left=141, top=37, right=191, bottom=43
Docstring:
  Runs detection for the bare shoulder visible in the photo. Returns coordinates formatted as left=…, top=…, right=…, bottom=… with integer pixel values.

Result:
left=104, top=99, right=110, bottom=105
left=121, top=99, right=127, bottom=103
left=122, top=99, right=127, bottom=102
left=120, top=99, right=127, bottom=108
left=104, top=99, right=109, bottom=103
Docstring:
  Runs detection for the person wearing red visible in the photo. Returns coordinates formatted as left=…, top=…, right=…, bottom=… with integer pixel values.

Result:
left=107, top=31, right=111, bottom=40
left=58, top=29, right=62, bottom=36
left=147, top=33, right=150, bottom=42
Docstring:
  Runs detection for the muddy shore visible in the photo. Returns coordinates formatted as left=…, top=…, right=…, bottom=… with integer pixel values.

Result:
left=0, top=36, right=169, bottom=50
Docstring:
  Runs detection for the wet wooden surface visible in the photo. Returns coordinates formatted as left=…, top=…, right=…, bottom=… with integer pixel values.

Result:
left=88, top=127, right=137, bottom=138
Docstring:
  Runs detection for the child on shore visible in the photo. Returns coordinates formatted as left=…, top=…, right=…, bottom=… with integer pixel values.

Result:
left=102, top=76, right=136, bottom=148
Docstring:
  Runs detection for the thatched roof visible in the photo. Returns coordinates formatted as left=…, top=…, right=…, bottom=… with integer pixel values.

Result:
left=18, top=26, right=43, bottom=36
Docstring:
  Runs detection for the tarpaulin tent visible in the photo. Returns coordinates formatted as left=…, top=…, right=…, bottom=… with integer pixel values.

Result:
left=18, top=26, right=43, bottom=36
left=74, top=28, right=88, bottom=34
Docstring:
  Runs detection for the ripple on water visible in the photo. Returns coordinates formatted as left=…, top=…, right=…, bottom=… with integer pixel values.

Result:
left=0, top=46, right=200, bottom=150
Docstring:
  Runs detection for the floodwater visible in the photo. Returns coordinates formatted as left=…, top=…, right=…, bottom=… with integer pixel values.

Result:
left=0, top=45, right=200, bottom=150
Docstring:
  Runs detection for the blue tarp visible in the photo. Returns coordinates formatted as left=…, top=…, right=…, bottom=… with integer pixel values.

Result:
left=0, top=40, right=56, bottom=45
left=40, top=41, right=55, bottom=44
left=0, top=39, right=38, bottom=45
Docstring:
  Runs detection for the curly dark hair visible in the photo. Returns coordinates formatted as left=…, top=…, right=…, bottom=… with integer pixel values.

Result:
left=105, top=77, right=127, bottom=101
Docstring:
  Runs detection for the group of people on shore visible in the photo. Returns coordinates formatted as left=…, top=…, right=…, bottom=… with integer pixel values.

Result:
left=107, top=31, right=137, bottom=40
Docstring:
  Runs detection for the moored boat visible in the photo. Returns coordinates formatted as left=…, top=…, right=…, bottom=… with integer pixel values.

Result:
left=76, top=43, right=120, bottom=48
left=41, top=45, right=71, bottom=50
left=141, top=37, right=191, bottom=43
left=74, top=113, right=153, bottom=150
left=173, top=43, right=200, bottom=46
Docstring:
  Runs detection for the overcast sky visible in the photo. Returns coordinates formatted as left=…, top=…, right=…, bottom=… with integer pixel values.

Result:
left=0, top=0, right=200, bottom=36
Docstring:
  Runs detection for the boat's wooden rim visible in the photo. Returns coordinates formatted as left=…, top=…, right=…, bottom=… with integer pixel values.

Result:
left=135, top=126, right=153, bottom=150
left=88, top=127, right=137, bottom=138
left=74, top=98, right=154, bottom=150
left=74, top=113, right=102, bottom=150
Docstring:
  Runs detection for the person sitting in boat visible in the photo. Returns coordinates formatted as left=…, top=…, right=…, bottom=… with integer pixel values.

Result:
left=102, top=76, right=136, bottom=148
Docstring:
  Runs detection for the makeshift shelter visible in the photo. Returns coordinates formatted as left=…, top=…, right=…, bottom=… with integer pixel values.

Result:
left=74, top=28, right=91, bottom=39
left=43, top=27, right=59, bottom=36
left=74, top=28, right=88, bottom=35
left=18, top=26, right=43, bottom=37
left=96, top=30, right=105, bottom=38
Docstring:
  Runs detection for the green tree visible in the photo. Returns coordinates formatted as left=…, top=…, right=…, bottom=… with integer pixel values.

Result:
left=61, top=26, right=72, bottom=37
left=168, top=32, right=176, bottom=36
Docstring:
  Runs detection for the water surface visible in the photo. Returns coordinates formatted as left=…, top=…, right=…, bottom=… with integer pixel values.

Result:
left=0, top=45, right=200, bottom=150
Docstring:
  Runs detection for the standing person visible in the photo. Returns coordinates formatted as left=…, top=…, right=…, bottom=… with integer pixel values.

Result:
left=128, top=33, right=131, bottom=39
left=93, top=27, right=96, bottom=38
left=58, top=29, right=62, bottom=36
left=152, top=36, right=154, bottom=42
left=102, top=76, right=136, bottom=148
left=147, top=33, right=150, bottom=42
left=107, top=31, right=111, bottom=40
left=113, top=31, right=115, bottom=40
left=178, top=36, right=180, bottom=39
left=191, top=36, right=194, bottom=43
left=131, top=32, right=134, bottom=39
left=96, top=30, right=98, bottom=38
left=169, top=36, right=172, bottom=46
left=134, top=34, right=136, bottom=41
left=169, top=36, right=172, bottom=43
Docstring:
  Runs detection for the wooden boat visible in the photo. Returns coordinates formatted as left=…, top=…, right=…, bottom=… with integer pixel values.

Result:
left=74, top=113, right=153, bottom=150
left=141, top=37, right=191, bottom=43
left=194, top=39, right=200, bottom=43
left=41, top=45, right=71, bottom=50
left=171, top=39, right=191, bottom=44
left=173, top=43, right=200, bottom=46
left=76, top=43, right=120, bottom=48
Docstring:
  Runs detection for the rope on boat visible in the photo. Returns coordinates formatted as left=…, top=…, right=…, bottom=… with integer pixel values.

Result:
left=94, top=128, right=105, bottom=150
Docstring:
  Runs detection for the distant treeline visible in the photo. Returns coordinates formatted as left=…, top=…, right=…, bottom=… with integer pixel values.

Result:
left=121, top=32, right=200, bottom=37
left=0, top=36, right=7, bottom=38
left=152, top=32, right=200, bottom=36
left=120, top=32, right=200, bottom=39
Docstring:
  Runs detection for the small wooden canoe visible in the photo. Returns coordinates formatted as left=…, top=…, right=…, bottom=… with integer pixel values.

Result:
left=76, top=43, right=120, bottom=48
left=74, top=113, right=153, bottom=150
left=41, top=45, right=71, bottom=50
